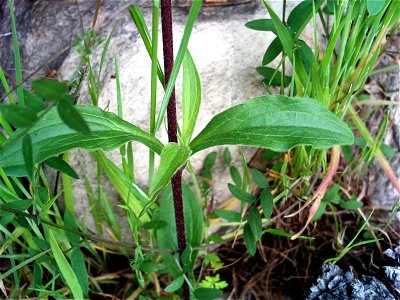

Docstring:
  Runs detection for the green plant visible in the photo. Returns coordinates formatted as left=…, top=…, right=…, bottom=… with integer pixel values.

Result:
left=246, top=0, right=399, bottom=239
left=3, top=0, right=398, bottom=298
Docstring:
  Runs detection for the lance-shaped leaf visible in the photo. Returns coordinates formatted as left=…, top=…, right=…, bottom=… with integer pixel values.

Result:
left=181, top=51, right=201, bottom=144
left=149, top=143, right=191, bottom=197
left=0, top=105, right=163, bottom=177
left=48, top=229, right=83, bottom=300
left=190, top=95, right=354, bottom=154
left=245, top=19, right=277, bottom=34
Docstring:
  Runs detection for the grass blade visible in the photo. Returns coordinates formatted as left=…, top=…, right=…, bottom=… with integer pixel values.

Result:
left=8, top=0, right=24, bottom=105
left=129, top=6, right=165, bottom=84
left=154, top=0, right=202, bottom=132
left=48, top=229, right=83, bottom=300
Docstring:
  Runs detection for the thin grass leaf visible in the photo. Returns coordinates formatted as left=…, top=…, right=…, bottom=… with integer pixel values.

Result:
left=129, top=6, right=165, bottom=84
left=0, top=65, right=16, bottom=105
left=97, top=20, right=121, bottom=98
left=0, top=249, right=50, bottom=281
left=62, top=153, right=75, bottom=212
left=154, top=0, right=202, bottom=132
left=263, top=0, right=309, bottom=86
left=71, top=248, right=89, bottom=295
left=8, top=0, right=24, bottom=105
left=149, top=1, right=160, bottom=184
left=48, top=229, right=83, bottom=300
left=264, top=228, right=314, bottom=240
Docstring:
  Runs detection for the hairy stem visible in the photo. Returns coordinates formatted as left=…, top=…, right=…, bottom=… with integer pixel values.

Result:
left=160, top=1, right=189, bottom=298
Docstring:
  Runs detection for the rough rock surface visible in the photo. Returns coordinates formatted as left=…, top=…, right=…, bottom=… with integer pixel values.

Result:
left=307, top=245, right=400, bottom=300
left=366, top=32, right=400, bottom=222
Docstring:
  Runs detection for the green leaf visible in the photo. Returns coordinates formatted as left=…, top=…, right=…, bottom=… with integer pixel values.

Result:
left=380, top=144, right=396, bottom=157
left=33, top=263, right=43, bottom=295
left=247, top=207, right=262, bottom=241
left=181, top=244, right=193, bottom=271
left=252, top=169, right=269, bottom=189
left=31, top=78, right=68, bottom=101
left=263, top=0, right=310, bottom=85
left=190, top=96, right=354, bottom=154
left=1, top=105, right=163, bottom=177
left=222, top=147, right=231, bottom=165
left=142, top=220, right=167, bottom=230
left=327, top=0, right=337, bottom=13
left=243, top=223, right=256, bottom=256
left=182, top=51, right=201, bottom=143
left=287, top=0, right=313, bottom=34
left=48, top=229, right=83, bottom=300
left=262, top=37, right=282, bottom=65
left=312, top=201, right=327, bottom=220
left=129, top=6, right=165, bottom=84
left=44, top=157, right=79, bottom=179
left=149, top=143, right=191, bottom=196
left=8, top=0, right=23, bottom=105
left=1, top=199, right=33, bottom=211
left=257, top=66, right=291, bottom=87
left=154, top=183, right=204, bottom=278
left=139, top=262, right=164, bottom=273
left=245, top=19, right=277, bottom=34
left=367, top=0, right=385, bottom=15
left=339, top=198, right=363, bottom=210
left=22, top=134, right=34, bottom=180
left=23, top=89, right=46, bottom=112
left=229, top=166, right=242, bottom=187
left=203, top=151, right=217, bottom=170
left=57, top=98, right=91, bottom=135
left=341, top=145, right=352, bottom=162
left=228, top=183, right=256, bottom=203
left=71, top=248, right=89, bottom=295
left=214, top=209, right=241, bottom=222
left=0, top=210, right=14, bottom=226
left=165, top=275, right=184, bottom=293
left=0, top=104, right=37, bottom=128
left=322, top=184, right=340, bottom=204
left=296, top=40, right=314, bottom=73
left=260, top=189, right=273, bottom=219
left=194, top=288, right=223, bottom=300
left=63, top=210, right=80, bottom=246
left=32, top=237, right=50, bottom=251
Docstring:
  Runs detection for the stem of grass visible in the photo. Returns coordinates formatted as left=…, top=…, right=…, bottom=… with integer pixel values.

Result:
left=149, top=2, right=160, bottom=185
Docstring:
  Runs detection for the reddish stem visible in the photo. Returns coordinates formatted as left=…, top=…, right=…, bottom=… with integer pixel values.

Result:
left=160, top=1, right=189, bottom=299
